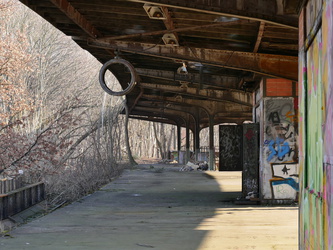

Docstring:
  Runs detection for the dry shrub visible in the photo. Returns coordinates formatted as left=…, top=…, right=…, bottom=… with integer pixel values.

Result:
left=45, top=156, right=123, bottom=206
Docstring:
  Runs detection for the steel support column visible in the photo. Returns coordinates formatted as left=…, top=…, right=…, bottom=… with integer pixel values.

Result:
left=194, top=114, right=200, bottom=162
left=185, top=123, right=190, bottom=164
left=177, top=124, right=181, bottom=163
left=209, top=114, right=215, bottom=170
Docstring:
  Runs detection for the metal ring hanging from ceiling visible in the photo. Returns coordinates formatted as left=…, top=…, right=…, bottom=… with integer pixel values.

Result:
left=99, top=58, right=137, bottom=96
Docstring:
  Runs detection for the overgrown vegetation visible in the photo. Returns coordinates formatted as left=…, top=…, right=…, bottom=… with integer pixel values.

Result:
left=0, top=1, right=126, bottom=205
left=0, top=0, right=219, bottom=206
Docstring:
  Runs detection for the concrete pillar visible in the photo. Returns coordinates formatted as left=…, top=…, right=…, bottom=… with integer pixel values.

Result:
left=209, top=114, right=215, bottom=170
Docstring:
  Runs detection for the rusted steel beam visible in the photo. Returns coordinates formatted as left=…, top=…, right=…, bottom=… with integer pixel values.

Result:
left=134, top=102, right=206, bottom=131
left=88, top=39, right=298, bottom=81
left=137, top=99, right=201, bottom=116
left=101, top=20, right=252, bottom=41
left=161, top=7, right=179, bottom=45
left=140, top=99, right=252, bottom=119
left=132, top=102, right=251, bottom=128
left=134, top=108, right=252, bottom=128
left=126, top=0, right=299, bottom=29
left=129, top=111, right=186, bottom=126
left=162, top=7, right=174, bottom=30
left=253, top=21, right=265, bottom=53
left=129, top=86, right=144, bottom=113
left=49, top=0, right=102, bottom=38
left=140, top=94, right=252, bottom=115
left=261, top=42, right=298, bottom=51
left=129, top=114, right=178, bottom=125
left=134, top=106, right=194, bottom=121
left=130, top=108, right=197, bottom=130
left=198, top=116, right=253, bottom=128
left=135, top=68, right=242, bottom=90
left=139, top=82, right=253, bottom=106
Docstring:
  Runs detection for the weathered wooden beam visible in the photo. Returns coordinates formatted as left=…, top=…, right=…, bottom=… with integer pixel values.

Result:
left=140, top=82, right=253, bottom=106
left=125, top=0, right=299, bottom=29
left=88, top=39, right=298, bottom=81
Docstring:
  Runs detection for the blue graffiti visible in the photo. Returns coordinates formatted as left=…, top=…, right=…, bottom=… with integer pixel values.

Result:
left=271, top=178, right=299, bottom=191
left=267, top=138, right=290, bottom=161
left=264, top=139, right=272, bottom=145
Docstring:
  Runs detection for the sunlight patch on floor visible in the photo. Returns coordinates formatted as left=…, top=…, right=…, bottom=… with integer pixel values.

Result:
left=195, top=206, right=298, bottom=250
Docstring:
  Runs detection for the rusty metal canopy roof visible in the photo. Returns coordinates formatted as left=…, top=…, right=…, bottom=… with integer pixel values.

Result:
left=19, top=0, right=300, bottom=130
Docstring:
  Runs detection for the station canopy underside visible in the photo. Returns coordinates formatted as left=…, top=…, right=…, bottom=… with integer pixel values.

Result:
left=20, top=0, right=301, bottom=130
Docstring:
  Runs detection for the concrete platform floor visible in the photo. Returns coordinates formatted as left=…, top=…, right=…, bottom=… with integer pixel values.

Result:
left=0, top=164, right=298, bottom=250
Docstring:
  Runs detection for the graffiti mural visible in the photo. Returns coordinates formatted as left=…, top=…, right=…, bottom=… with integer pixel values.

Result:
left=261, top=97, right=298, bottom=200
left=299, top=1, right=333, bottom=249
left=270, top=163, right=299, bottom=200
left=264, top=98, right=297, bottom=164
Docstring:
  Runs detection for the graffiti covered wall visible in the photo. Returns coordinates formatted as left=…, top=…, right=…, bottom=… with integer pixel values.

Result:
left=299, top=0, right=333, bottom=249
left=322, top=2, right=333, bottom=248
left=261, top=97, right=298, bottom=200
left=242, top=123, right=259, bottom=197
left=219, top=125, right=242, bottom=171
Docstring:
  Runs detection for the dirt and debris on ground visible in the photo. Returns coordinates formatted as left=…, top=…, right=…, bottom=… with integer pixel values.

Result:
left=0, top=163, right=298, bottom=250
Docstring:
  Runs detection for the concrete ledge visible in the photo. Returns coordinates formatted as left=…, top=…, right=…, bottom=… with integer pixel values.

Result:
left=0, top=200, right=47, bottom=232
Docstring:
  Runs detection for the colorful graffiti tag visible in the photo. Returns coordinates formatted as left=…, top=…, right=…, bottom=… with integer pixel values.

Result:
left=261, top=97, right=298, bottom=200
left=270, top=163, right=299, bottom=200
left=299, top=0, right=333, bottom=248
